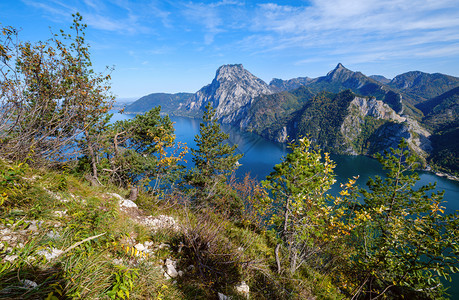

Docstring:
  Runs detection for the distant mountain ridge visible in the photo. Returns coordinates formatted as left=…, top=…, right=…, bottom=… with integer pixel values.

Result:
left=124, top=92, right=193, bottom=114
left=370, top=75, right=391, bottom=84
left=388, top=71, right=459, bottom=105
left=125, top=63, right=459, bottom=173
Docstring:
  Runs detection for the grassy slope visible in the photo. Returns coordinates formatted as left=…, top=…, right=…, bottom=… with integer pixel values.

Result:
left=0, top=161, right=342, bottom=299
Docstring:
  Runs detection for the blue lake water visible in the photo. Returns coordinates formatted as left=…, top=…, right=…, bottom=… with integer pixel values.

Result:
left=112, top=112, right=459, bottom=298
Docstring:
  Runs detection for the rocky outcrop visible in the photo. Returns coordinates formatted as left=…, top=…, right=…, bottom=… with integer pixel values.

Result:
left=186, top=64, right=273, bottom=123
left=341, top=96, right=430, bottom=158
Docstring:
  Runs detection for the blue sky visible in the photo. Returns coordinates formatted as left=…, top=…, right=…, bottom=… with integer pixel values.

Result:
left=1, top=0, right=458, bottom=99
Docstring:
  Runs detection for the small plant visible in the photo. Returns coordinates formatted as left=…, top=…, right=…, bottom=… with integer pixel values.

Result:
left=106, top=265, right=139, bottom=299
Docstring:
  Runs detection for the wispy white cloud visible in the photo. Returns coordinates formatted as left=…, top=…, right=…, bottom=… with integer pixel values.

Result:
left=239, top=0, right=459, bottom=64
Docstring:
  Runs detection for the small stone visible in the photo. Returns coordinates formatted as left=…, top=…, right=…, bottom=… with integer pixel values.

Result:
left=53, top=210, right=67, bottom=218
left=120, top=199, right=137, bottom=209
left=158, top=243, right=170, bottom=249
left=165, top=258, right=176, bottom=267
left=37, top=248, right=64, bottom=261
left=144, top=241, right=154, bottom=247
left=235, top=281, right=250, bottom=299
left=46, top=231, right=60, bottom=239
left=28, top=224, right=38, bottom=232
left=186, top=265, right=195, bottom=271
left=1, top=235, right=13, bottom=241
left=134, top=243, right=145, bottom=251
left=112, top=258, right=123, bottom=265
left=218, top=292, right=231, bottom=300
left=4, top=255, right=19, bottom=263
left=20, top=279, right=38, bottom=289
left=165, top=259, right=178, bottom=278
left=178, top=270, right=184, bottom=277
left=108, top=193, right=124, bottom=201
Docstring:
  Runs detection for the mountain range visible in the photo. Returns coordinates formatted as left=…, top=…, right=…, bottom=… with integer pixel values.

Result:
left=124, top=63, right=459, bottom=174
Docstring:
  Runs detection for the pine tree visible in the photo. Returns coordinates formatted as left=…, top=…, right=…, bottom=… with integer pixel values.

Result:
left=189, top=103, right=243, bottom=209
left=263, top=138, right=336, bottom=275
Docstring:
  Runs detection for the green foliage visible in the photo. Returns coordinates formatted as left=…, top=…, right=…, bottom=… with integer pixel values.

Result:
left=297, top=90, right=355, bottom=151
left=263, top=138, right=337, bottom=275
left=429, top=126, right=459, bottom=175
left=344, top=140, right=459, bottom=299
left=106, top=265, right=139, bottom=299
left=0, top=162, right=27, bottom=206
left=351, top=116, right=387, bottom=153
left=188, top=103, right=243, bottom=210
left=244, top=86, right=315, bottom=139
left=0, top=13, right=114, bottom=164
left=389, top=71, right=459, bottom=104
left=76, top=106, right=188, bottom=190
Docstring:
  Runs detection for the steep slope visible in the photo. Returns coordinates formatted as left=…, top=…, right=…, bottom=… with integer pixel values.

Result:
left=370, top=75, right=391, bottom=84
left=241, top=90, right=430, bottom=160
left=124, top=93, right=193, bottom=114
left=304, top=63, right=407, bottom=114
left=185, top=64, right=273, bottom=123
left=415, top=87, right=459, bottom=174
left=416, top=86, right=459, bottom=130
left=240, top=86, right=315, bottom=142
left=388, top=71, right=459, bottom=105
left=269, top=77, right=312, bottom=92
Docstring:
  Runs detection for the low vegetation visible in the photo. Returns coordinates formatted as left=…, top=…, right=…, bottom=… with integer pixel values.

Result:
left=1, top=15, right=458, bottom=300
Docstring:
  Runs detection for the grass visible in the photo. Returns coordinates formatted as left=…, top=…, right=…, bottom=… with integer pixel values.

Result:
left=0, top=160, right=345, bottom=299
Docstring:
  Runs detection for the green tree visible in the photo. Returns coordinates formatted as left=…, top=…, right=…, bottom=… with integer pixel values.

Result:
left=0, top=13, right=113, bottom=165
left=345, top=140, right=459, bottom=299
left=78, top=106, right=187, bottom=190
left=188, top=103, right=243, bottom=209
left=263, top=138, right=337, bottom=275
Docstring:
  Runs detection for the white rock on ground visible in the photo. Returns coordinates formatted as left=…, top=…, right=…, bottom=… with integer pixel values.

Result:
left=46, top=230, right=60, bottom=239
left=108, top=193, right=138, bottom=209
left=165, top=258, right=179, bottom=278
left=235, top=281, right=250, bottom=299
left=4, top=255, right=19, bottom=263
left=53, top=210, right=67, bottom=218
left=218, top=292, right=231, bottom=300
left=37, top=248, right=64, bottom=261
left=120, top=199, right=138, bottom=209
left=134, top=243, right=145, bottom=251
left=143, top=215, right=178, bottom=231
left=20, top=279, right=38, bottom=289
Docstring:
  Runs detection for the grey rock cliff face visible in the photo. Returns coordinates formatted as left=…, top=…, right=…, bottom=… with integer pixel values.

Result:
left=340, top=96, right=430, bottom=158
left=186, top=64, right=273, bottom=123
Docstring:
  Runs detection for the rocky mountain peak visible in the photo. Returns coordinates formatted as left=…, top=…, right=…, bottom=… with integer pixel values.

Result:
left=325, top=63, right=355, bottom=81
left=215, top=64, right=245, bottom=78
left=185, top=64, right=273, bottom=123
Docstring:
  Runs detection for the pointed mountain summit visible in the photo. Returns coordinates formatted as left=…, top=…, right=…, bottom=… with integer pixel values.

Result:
left=186, top=64, right=273, bottom=123
left=325, top=63, right=354, bottom=81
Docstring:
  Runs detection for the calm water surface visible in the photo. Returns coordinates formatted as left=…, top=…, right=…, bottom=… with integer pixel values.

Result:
left=113, top=112, right=459, bottom=298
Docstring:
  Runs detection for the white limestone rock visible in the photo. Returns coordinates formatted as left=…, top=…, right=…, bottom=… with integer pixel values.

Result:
left=165, top=258, right=178, bottom=278
left=235, top=281, right=250, bottom=299
left=134, top=243, right=145, bottom=252
left=37, top=248, right=64, bottom=261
